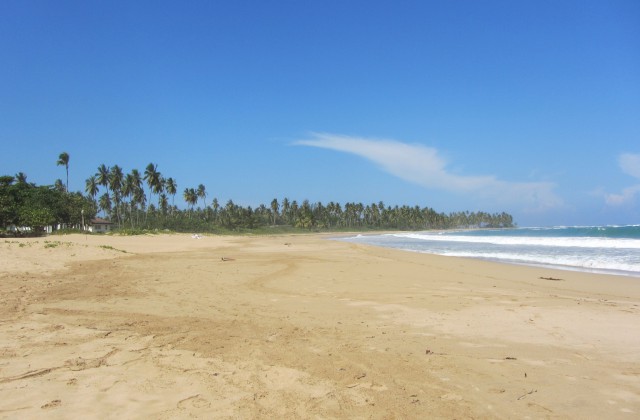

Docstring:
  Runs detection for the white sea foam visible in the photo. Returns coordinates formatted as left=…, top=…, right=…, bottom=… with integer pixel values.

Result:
left=436, top=251, right=640, bottom=274
left=389, top=233, right=640, bottom=249
left=338, top=227, right=640, bottom=276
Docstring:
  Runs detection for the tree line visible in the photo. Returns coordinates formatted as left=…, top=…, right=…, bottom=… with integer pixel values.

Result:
left=0, top=175, right=96, bottom=234
left=1, top=153, right=515, bottom=234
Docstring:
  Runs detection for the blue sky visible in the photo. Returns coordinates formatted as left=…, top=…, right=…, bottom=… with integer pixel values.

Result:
left=1, top=0, right=638, bottom=227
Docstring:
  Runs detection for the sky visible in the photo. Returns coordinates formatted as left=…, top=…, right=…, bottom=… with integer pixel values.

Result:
left=1, top=0, right=638, bottom=227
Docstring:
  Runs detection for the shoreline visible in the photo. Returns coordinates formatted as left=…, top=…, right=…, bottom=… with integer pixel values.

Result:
left=334, top=229, right=640, bottom=279
left=2, top=233, right=639, bottom=417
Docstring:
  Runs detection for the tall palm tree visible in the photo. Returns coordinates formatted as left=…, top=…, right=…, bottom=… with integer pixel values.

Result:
left=96, top=164, right=110, bottom=190
left=281, top=197, right=290, bottom=225
left=130, top=169, right=143, bottom=193
left=165, top=177, right=177, bottom=209
left=291, top=200, right=299, bottom=225
left=189, top=188, right=198, bottom=211
left=196, top=184, right=207, bottom=208
left=98, top=193, right=112, bottom=218
left=270, top=198, right=279, bottom=225
left=109, top=165, right=124, bottom=227
left=133, top=187, right=146, bottom=226
left=85, top=175, right=99, bottom=200
left=159, top=193, right=169, bottom=216
left=211, top=197, right=219, bottom=223
left=123, top=173, right=136, bottom=227
left=183, top=187, right=197, bottom=217
left=153, top=175, right=164, bottom=196
left=57, top=152, right=70, bottom=191
left=109, top=165, right=123, bottom=195
left=144, top=163, right=162, bottom=198
left=128, top=169, right=144, bottom=226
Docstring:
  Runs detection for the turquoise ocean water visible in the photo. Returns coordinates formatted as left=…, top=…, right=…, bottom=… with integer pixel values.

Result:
left=338, top=225, right=640, bottom=277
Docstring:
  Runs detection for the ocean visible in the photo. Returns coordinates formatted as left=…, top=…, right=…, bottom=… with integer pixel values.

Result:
left=338, top=225, right=640, bottom=277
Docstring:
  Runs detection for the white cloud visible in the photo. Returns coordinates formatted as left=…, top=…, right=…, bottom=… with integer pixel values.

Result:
left=294, top=133, right=562, bottom=212
left=605, top=185, right=640, bottom=206
left=602, top=153, right=640, bottom=206
left=619, top=153, right=640, bottom=179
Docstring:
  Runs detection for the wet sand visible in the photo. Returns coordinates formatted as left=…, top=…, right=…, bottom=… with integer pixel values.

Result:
left=1, top=233, right=639, bottom=418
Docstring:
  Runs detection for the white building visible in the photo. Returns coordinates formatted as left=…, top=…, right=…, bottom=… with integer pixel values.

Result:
left=88, top=218, right=113, bottom=233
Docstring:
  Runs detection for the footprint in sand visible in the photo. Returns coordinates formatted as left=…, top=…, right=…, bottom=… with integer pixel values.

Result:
left=177, top=394, right=211, bottom=410
left=41, top=400, right=61, bottom=409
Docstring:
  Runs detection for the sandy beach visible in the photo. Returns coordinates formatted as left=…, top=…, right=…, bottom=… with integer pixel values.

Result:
left=1, top=233, right=639, bottom=419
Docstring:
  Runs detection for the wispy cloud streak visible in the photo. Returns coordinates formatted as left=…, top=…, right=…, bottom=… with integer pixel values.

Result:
left=295, top=133, right=561, bottom=211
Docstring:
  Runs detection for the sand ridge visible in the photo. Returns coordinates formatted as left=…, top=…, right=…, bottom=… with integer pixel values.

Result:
left=1, top=233, right=639, bottom=418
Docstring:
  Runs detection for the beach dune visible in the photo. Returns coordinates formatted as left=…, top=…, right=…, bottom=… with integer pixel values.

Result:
left=1, top=233, right=639, bottom=418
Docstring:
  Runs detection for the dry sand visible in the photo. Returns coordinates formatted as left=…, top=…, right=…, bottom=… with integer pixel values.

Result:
left=1, top=233, right=639, bottom=419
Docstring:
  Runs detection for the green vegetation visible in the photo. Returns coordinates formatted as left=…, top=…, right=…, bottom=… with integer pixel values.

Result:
left=99, top=245, right=127, bottom=253
left=1, top=154, right=515, bottom=236
left=4, top=240, right=37, bottom=247
left=44, top=240, right=61, bottom=248
left=43, top=240, right=72, bottom=248
left=0, top=173, right=96, bottom=237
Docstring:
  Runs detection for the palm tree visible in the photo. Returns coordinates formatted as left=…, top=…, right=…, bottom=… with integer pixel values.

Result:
left=153, top=175, right=164, bottom=196
left=296, top=200, right=314, bottom=229
left=144, top=163, right=162, bottom=200
left=109, top=166, right=123, bottom=195
left=98, top=193, right=112, bottom=218
left=313, top=201, right=327, bottom=228
left=211, top=197, right=219, bottom=223
left=109, top=165, right=124, bottom=227
left=54, top=179, right=65, bottom=192
left=96, top=164, right=110, bottom=190
left=281, top=197, right=290, bottom=225
left=123, top=173, right=136, bottom=227
left=291, top=200, right=299, bottom=226
left=159, top=193, right=169, bottom=216
left=183, top=188, right=197, bottom=217
left=196, top=184, right=207, bottom=208
left=144, top=163, right=164, bottom=221
left=270, top=198, right=279, bottom=225
left=133, top=187, right=146, bottom=226
left=222, top=199, right=238, bottom=228
left=15, top=172, right=27, bottom=183
left=85, top=175, right=99, bottom=200
left=57, top=152, right=70, bottom=191
left=130, top=169, right=143, bottom=192
left=128, top=169, right=144, bottom=226
left=165, top=177, right=177, bottom=208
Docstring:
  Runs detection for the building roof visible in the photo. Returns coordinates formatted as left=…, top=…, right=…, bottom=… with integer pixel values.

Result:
left=91, top=217, right=113, bottom=225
